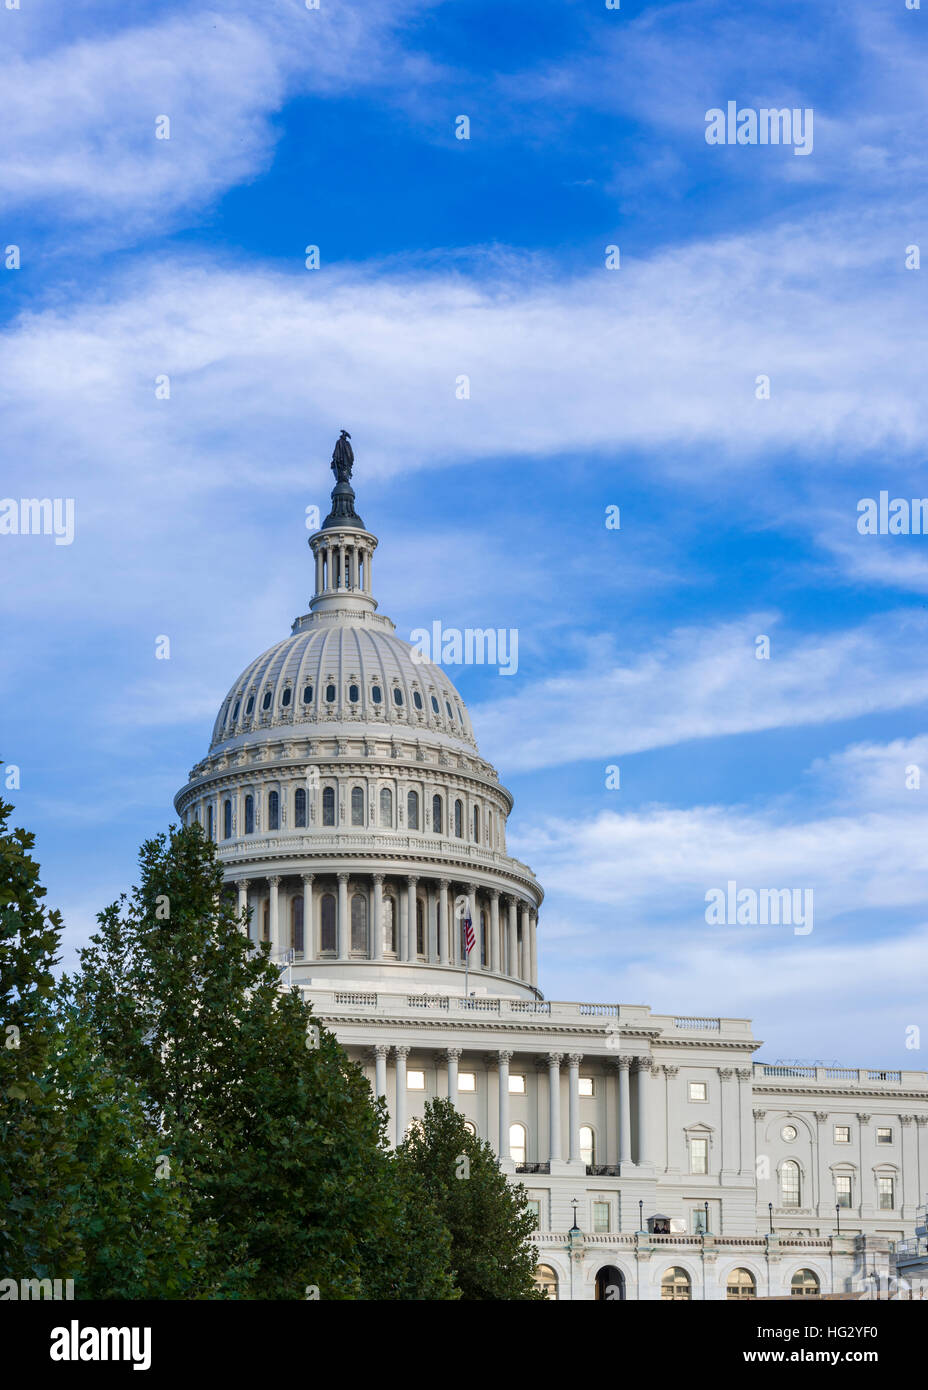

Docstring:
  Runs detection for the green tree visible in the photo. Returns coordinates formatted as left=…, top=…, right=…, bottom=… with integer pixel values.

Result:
left=396, top=1097, right=544, bottom=1299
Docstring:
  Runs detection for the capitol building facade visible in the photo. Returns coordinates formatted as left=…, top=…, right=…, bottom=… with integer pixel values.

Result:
left=174, top=442, right=928, bottom=1300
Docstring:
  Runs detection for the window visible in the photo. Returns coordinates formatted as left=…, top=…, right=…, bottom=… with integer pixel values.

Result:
left=407, top=1070, right=425, bottom=1090
left=291, top=896, right=304, bottom=955
left=835, top=1125, right=850, bottom=1144
left=727, top=1268, right=756, bottom=1300
left=350, top=893, right=368, bottom=953
left=781, top=1124, right=798, bottom=1142
left=780, top=1160, right=801, bottom=1208
left=302, top=684, right=313, bottom=705
left=351, top=786, right=364, bottom=826
left=413, top=690, right=423, bottom=710
left=446, top=700, right=453, bottom=719
left=245, top=695, right=254, bottom=715
left=348, top=683, right=359, bottom=703
left=382, top=898, right=396, bottom=954
left=294, top=787, right=307, bottom=828
left=325, top=683, right=336, bottom=703
left=790, top=1269, right=820, bottom=1297
left=206, top=804, right=213, bottom=840
left=509, top=1123, right=526, bottom=1163
left=223, top=799, right=232, bottom=839
left=593, top=1200, right=610, bottom=1233
left=393, top=687, right=404, bottom=706
left=322, top=786, right=336, bottom=826
left=692, top=1208, right=707, bottom=1234
left=535, top=1265, right=558, bottom=1300
left=232, top=700, right=240, bottom=721
left=320, top=894, right=336, bottom=953
left=689, top=1081, right=708, bottom=1102
left=267, top=790, right=279, bottom=831
left=661, top=1268, right=691, bottom=1302
left=878, top=1177, right=895, bottom=1210
left=262, top=903, right=269, bottom=941
left=876, top=1127, right=893, bottom=1145
left=480, top=909, right=488, bottom=966
left=281, top=686, right=291, bottom=707
left=580, top=1126, right=595, bottom=1167
left=407, top=790, right=419, bottom=829
left=430, top=694, right=440, bottom=713
left=262, top=690, right=272, bottom=711
left=371, top=684, right=382, bottom=704
left=244, top=794, right=254, bottom=835
left=473, top=805, right=479, bottom=841
left=526, top=1200, right=541, bottom=1227
left=432, top=794, right=443, bottom=834
left=458, top=1072, right=476, bottom=1092
left=508, top=1074, right=525, bottom=1094
left=379, top=787, right=393, bottom=827
left=690, top=1137, right=708, bottom=1175
left=579, top=1077, right=594, bottom=1097
left=454, top=799, right=463, bottom=838
left=836, top=1176, right=852, bottom=1208
left=416, top=898, right=425, bottom=955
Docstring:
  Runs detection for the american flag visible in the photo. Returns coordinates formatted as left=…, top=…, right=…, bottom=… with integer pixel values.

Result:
left=463, top=905, right=476, bottom=957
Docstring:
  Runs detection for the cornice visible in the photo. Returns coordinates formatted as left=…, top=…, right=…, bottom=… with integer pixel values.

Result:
left=753, top=1082, right=928, bottom=1102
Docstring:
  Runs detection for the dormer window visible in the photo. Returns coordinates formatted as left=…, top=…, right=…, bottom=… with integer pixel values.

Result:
left=232, top=700, right=240, bottom=721
left=371, top=685, right=382, bottom=704
left=325, top=683, right=336, bottom=703
left=262, top=691, right=272, bottom=711
left=281, top=687, right=292, bottom=707
left=413, top=690, right=423, bottom=710
left=393, top=688, right=404, bottom=706
left=430, top=695, right=439, bottom=713
left=303, top=685, right=313, bottom=704
left=348, top=683, right=360, bottom=703
left=245, top=696, right=255, bottom=716
left=446, top=701, right=453, bottom=720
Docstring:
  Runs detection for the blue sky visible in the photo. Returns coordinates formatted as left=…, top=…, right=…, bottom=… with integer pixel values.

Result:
left=2, top=0, right=928, bottom=1066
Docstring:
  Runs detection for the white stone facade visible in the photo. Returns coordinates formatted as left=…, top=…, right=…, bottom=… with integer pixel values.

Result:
left=175, top=473, right=928, bottom=1299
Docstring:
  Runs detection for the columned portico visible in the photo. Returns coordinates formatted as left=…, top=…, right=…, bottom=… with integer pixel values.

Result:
left=616, top=1056, right=633, bottom=1169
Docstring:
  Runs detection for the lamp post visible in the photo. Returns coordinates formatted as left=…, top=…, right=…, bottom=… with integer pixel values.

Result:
left=704, top=1201, right=710, bottom=1236
left=569, top=1199, right=580, bottom=1236
left=836, top=1203, right=841, bottom=1236
left=568, top=1199, right=583, bottom=1302
left=768, top=1202, right=774, bottom=1234
left=639, top=1199, right=645, bottom=1234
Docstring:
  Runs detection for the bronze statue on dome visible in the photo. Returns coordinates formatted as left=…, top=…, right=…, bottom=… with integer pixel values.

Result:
left=331, top=430, right=354, bottom=483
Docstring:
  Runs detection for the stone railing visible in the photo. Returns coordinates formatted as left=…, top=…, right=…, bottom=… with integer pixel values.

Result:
left=214, top=830, right=537, bottom=883
left=755, top=1063, right=923, bottom=1088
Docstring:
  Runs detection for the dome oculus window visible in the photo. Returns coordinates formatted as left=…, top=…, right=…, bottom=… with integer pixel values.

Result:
left=281, top=687, right=292, bottom=707
left=303, top=685, right=314, bottom=704
left=262, top=690, right=272, bottom=711
left=348, top=683, right=360, bottom=703
left=371, top=685, right=382, bottom=704
left=393, top=687, right=404, bottom=706
left=781, top=1124, right=798, bottom=1143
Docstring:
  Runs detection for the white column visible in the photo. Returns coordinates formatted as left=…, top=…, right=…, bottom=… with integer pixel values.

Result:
left=568, top=1053, right=582, bottom=1164
left=235, top=878, right=250, bottom=934
left=520, top=904, right=530, bottom=981
left=337, top=872, right=349, bottom=960
left=507, top=898, right=518, bottom=976
left=374, top=1043, right=388, bottom=1100
left=617, top=1057, right=632, bottom=1167
left=268, top=876, right=281, bottom=959
left=530, top=911, right=538, bottom=986
left=438, top=879, right=450, bottom=966
left=547, top=1052, right=563, bottom=1163
left=635, top=1056, right=653, bottom=1166
left=314, top=546, right=323, bottom=595
left=302, top=874, right=314, bottom=961
left=394, top=1046, right=408, bottom=1145
left=372, top=873, right=384, bottom=961
left=446, top=1048, right=461, bottom=1105
left=490, top=891, right=500, bottom=973
left=406, top=876, right=417, bottom=961
left=719, top=1067, right=736, bottom=1175
left=498, top=1051, right=512, bottom=1160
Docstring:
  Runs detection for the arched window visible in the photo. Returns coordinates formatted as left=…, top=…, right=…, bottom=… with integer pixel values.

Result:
left=325, top=683, right=336, bottom=703
left=726, top=1268, right=756, bottom=1300
left=473, top=805, right=479, bottom=842
left=393, top=687, right=404, bottom=706
left=488, top=810, right=493, bottom=845
left=223, top=799, right=232, bottom=839
left=790, top=1269, right=820, bottom=1297
left=454, top=799, right=463, bottom=838
left=232, top=700, right=240, bottom=721
left=371, top=684, right=382, bottom=705
left=535, top=1265, right=558, bottom=1300
left=294, top=787, right=307, bottom=828
left=509, top=1123, right=527, bottom=1165
left=244, top=794, right=254, bottom=835
left=781, top=1160, right=801, bottom=1208
left=432, top=795, right=443, bottom=834
left=430, top=694, right=439, bottom=713
left=350, top=893, right=368, bottom=953
left=322, top=787, right=336, bottom=827
left=351, top=786, right=364, bottom=827
left=281, top=686, right=292, bottom=707
left=379, top=787, right=393, bottom=826
left=416, top=898, right=425, bottom=955
left=320, top=893, right=336, bottom=953
left=595, top=1266, right=624, bottom=1301
left=407, top=790, right=419, bottom=830
left=480, top=909, right=488, bottom=966
left=262, top=690, right=272, bottom=711
left=302, top=684, right=313, bottom=705
left=291, top=896, right=304, bottom=956
left=661, top=1268, right=691, bottom=1301
left=382, top=897, right=396, bottom=954
left=348, top=683, right=359, bottom=703
left=206, top=804, right=213, bottom=840
left=580, top=1126, right=595, bottom=1167
left=413, top=690, right=423, bottom=710
left=267, top=790, right=279, bottom=831
left=245, top=695, right=254, bottom=716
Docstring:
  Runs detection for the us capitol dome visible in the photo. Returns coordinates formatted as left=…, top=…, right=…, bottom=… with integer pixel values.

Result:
left=174, top=431, right=544, bottom=997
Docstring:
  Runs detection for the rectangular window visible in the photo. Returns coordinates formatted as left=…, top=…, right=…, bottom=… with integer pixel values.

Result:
left=692, top=1208, right=707, bottom=1234
left=689, top=1081, right=708, bottom=1102
left=836, top=1176, right=852, bottom=1208
left=508, top=1074, right=525, bottom=1094
left=834, top=1125, right=851, bottom=1144
left=876, top=1127, right=893, bottom=1145
left=878, top=1177, right=894, bottom=1210
left=690, top=1137, right=708, bottom=1174
left=458, top=1072, right=476, bottom=1092
left=407, top=1070, right=425, bottom=1091
left=526, top=1198, right=541, bottom=1227
left=593, top=1201, right=610, bottom=1233
left=579, top=1077, right=594, bottom=1097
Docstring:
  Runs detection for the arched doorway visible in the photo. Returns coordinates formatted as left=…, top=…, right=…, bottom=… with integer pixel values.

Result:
left=595, top=1265, right=625, bottom=1301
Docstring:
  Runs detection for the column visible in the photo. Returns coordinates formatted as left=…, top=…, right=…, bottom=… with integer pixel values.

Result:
left=662, top=1065, right=680, bottom=1173
left=857, top=1113, right=872, bottom=1217
left=302, top=874, right=314, bottom=961
left=507, top=898, right=518, bottom=976
left=337, top=872, right=349, bottom=960
left=813, top=1111, right=831, bottom=1216
left=916, top=1117, right=928, bottom=1201
left=635, top=1056, right=653, bottom=1166
left=498, top=1051, right=513, bottom=1160
left=719, top=1067, right=736, bottom=1176
left=314, top=547, right=323, bottom=594
left=374, top=1043, right=388, bottom=1100
left=735, top=1066, right=755, bottom=1177
left=547, top=1053, right=563, bottom=1163
left=372, top=874, right=384, bottom=961
left=446, top=1048, right=461, bottom=1105
left=568, top=1053, right=582, bottom=1164
left=520, top=904, right=530, bottom=981
left=530, top=911, right=538, bottom=986
left=406, top=876, right=417, bottom=961
left=616, top=1057, right=632, bottom=1167
left=394, top=1046, right=409, bottom=1144
left=268, top=876, right=281, bottom=959
left=438, top=879, right=450, bottom=966
left=490, top=891, right=500, bottom=973
left=235, top=878, right=250, bottom=934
